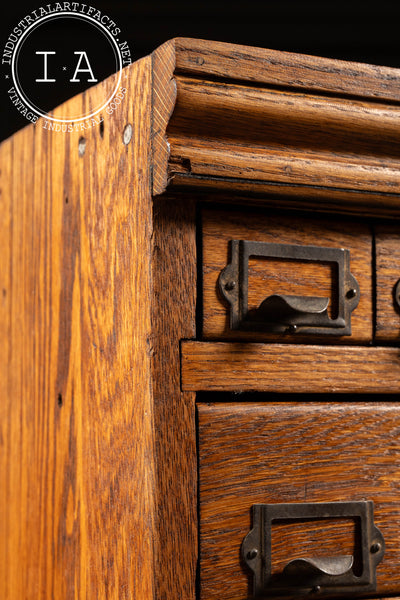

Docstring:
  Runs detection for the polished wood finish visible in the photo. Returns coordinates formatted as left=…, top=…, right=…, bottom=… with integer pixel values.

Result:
left=173, top=38, right=400, bottom=102
left=168, top=77, right=400, bottom=194
left=151, top=196, right=198, bottom=599
left=0, top=50, right=201, bottom=600
left=197, top=401, right=400, bottom=599
left=149, top=38, right=400, bottom=212
left=3, top=37, right=400, bottom=600
left=182, top=341, right=400, bottom=393
left=0, top=56, right=157, bottom=599
left=376, top=225, right=400, bottom=342
left=202, top=208, right=372, bottom=343
left=152, top=40, right=177, bottom=195
left=0, top=111, right=13, bottom=600
left=150, top=38, right=400, bottom=216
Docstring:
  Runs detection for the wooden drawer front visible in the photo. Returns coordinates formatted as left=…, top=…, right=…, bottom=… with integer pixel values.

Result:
left=202, top=209, right=372, bottom=343
left=197, top=401, right=400, bottom=600
left=376, top=225, right=400, bottom=342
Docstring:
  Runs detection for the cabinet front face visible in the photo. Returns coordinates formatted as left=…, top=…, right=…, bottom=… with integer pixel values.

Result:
left=197, top=400, right=400, bottom=600
left=160, top=39, right=400, bottom=600
left=194, top=202, right=400, bottom=599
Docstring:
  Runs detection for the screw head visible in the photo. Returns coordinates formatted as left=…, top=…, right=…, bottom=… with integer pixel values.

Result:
left=311, top=586, right=321, bottom=594
left=247, top=549, right=258, bottom=560
left=370, top=542, right=381, bottom=554
left=346, top=288, right=357, bottom=299
left=224, top=280, right=236, bottom=291
left=287, top=324, right=297, bottom=334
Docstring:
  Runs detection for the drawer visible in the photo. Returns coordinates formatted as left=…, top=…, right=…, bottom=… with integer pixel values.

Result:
left=201, top=208, right=373, bottom=343
left=197, top=401, right=400, bottom=600
left=376, top=225, right=400, bottom=343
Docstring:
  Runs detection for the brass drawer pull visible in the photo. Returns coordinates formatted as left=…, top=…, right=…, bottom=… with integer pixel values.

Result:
left=218, top=240, right=360, bottom=335
left=242, top=501, right=384, bottom=597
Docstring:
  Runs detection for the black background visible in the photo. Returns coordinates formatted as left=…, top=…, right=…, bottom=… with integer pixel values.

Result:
left=1, top=0, right=400, bottom=142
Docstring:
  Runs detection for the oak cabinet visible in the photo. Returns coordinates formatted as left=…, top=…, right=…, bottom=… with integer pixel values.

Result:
left=2, top=37, right=400, bottom=600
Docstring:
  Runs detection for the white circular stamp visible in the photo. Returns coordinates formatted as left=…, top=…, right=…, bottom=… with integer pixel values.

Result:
left=2, top=3, right=132, bottom=131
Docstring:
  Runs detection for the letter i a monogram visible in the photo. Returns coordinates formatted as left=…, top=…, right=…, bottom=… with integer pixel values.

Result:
left=7, top=8, right=130, bottom=126
left=35, top=50, right=98, bottom=83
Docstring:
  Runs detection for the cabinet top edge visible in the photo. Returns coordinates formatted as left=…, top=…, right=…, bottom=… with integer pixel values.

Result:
left=164, top=37, right=400, bottom=103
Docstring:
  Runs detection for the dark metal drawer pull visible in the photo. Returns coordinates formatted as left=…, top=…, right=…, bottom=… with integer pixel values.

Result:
left=256, top=294, right=332, bottom=331
left=283, top=555, right=353, bottom=581
left=242, top=501, right=385, bottom=597
left=218, top=240, right=360, bottom=335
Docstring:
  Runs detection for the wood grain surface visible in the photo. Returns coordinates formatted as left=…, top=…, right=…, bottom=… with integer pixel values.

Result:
left=151, top=196, right=198, bottom=599
left=0, top=56, right=156, bottom=599
left=149, top=39, right=400, bottom=214
left=197, top=402, right=400, bottom=599
left=3, top=35, right=400, bottom=600
left=202, top=208, right=372, bottom=343
left=167, top=76, right=400, bottom=195
left=182, top=341, right=400, bottom=393
left=151, top=38, right=400, bottom=214
left=170, top=76, right=400, bottom=146
left=270, top=518, right=359, bottom=577
left=169, top=136, right=400, bottom=195
left=174, top=38, right=400, bottom=102
left=376, top=225, right=400, bottom=342
left=151, top=40, right=177, bottom=195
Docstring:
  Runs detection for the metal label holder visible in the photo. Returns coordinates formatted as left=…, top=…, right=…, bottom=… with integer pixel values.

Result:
left=218, top=240, right=360, bottom=335
left=242, top=501, right=385, bottom=597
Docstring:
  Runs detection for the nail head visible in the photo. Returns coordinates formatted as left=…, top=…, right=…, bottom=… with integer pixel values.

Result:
left=78, top=137, right=86, bottom=157
left=123, top=123, right=133, bottom=145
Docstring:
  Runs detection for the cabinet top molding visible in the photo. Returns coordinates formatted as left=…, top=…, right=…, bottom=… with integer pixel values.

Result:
left=152, top=38, right=400, bottom=215
left=172, top=37, right=400, bottom=101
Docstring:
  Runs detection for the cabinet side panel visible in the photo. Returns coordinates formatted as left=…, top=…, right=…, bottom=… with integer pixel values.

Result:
left=0, top=136, right=17, bottom=600
left=0, top=55, right=155, bottom=600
